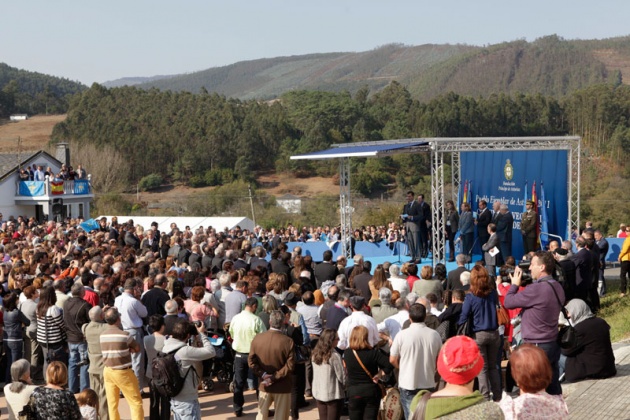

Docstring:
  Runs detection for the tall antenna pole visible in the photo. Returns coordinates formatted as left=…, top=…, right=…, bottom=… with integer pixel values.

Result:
left=248, top=184, right=256, bottom=226
left=17, top=136, right=22, bottom=169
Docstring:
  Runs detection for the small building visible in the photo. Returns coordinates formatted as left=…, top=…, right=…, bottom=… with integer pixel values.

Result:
left=0, top=144, right=94, bottom=222
left=277, top=193, right=302, bottom=214
left=9, top=114, right=28, bottom=121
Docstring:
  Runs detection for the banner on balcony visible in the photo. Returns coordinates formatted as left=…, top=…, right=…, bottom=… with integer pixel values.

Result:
left=18, top=181, right=45, bottom=197
left=51, top=181, right=64, bottom=195
left=73, top=179, right=90, bottom=195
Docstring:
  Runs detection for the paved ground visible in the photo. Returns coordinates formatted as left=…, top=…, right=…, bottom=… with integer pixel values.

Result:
left=562, top=339, right=630, bottom=420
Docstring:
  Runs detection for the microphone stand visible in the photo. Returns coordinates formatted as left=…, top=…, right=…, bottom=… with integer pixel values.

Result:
left=466, top=237, right=479, bottom=270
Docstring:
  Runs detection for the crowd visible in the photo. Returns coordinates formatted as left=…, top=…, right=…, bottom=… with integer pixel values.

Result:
left=18, top=163, right=88, bottom=182
left=0, top=209, right=625, bottom=420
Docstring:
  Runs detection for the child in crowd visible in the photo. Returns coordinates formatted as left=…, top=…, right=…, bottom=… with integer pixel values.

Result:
left=76, top=388, right=99, bottom=420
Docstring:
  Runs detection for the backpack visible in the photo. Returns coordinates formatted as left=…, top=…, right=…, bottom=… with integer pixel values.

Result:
left=151, top=348, right=191, bottom=398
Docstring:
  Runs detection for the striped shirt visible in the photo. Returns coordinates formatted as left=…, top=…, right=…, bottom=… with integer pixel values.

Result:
left=100, top=325, right=136, bottom=369
left=36, top=305, right=66, bottom=345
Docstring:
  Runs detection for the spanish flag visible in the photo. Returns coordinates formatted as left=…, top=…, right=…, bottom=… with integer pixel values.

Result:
left=51, top=181, right=64, bottom=195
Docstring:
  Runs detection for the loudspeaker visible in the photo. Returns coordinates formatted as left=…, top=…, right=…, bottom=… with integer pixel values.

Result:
left=52, top=198, right=63, bottom=215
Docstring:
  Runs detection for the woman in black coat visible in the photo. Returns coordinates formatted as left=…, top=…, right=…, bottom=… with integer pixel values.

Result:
left=561, top=299, right=616, bottom=382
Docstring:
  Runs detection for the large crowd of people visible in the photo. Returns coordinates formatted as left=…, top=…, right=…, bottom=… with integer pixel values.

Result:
left=0, top=205, right=625, bottom=420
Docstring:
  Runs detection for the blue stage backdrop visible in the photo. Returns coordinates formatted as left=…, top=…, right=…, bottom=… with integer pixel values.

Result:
left=460, top=150, right=568, bottom=259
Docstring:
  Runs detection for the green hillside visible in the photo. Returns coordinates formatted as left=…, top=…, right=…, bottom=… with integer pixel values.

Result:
left=131, top=35, right=630, bottom=101
left=0, top=63, right=86, bottom=117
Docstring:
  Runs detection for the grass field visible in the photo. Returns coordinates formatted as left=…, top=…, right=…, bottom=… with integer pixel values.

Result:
left=598, top=278, right=630, bottom=342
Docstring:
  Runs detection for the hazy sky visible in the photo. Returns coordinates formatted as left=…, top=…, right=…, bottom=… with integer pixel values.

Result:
left=2, top=1, right=629, bottom=86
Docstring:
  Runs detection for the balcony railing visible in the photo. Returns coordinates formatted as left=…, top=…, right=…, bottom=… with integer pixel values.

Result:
left=16, top=176, right=92, bottom=197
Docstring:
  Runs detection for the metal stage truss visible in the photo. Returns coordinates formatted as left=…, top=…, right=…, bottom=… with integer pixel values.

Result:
left=291, top=136, right=581, bottom=263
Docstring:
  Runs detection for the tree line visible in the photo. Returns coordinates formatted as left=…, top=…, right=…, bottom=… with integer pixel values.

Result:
left=51, top=81, right=630, bottom=193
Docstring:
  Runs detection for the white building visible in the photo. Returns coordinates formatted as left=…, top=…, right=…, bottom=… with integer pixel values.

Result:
left=0, top=144, right=94, bottom=222
left=276, top=193, right=302, bottom=214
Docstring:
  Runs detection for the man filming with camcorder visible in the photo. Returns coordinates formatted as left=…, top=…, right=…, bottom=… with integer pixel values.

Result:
left=504, top=251, right=565, bottom=396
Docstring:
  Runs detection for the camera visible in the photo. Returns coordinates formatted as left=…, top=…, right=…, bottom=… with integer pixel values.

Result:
left=506, top=261, right=533, bottom=286
left=186, top=321, right=200, bottom=337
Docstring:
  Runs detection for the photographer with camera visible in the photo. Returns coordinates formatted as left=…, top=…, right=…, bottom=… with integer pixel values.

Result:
left=161, top=318, right=216, bottom=419
left=504, top=251, right=565, bottom=396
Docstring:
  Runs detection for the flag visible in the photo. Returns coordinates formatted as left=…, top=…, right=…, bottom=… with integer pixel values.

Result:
left=462, top=180, right=468, bottom=205
left=73, top=179, right=90, bottom=195
left=51, top=180, right=64, bottom=195
left=523, top=180, right=528, bottom=212
left=532, top=181, right=539, bottom=249
left=18, top=181, right=44, bottom=197
left=540, top=182, right=549, bottom=249
left=79, top=218, right=100, bottom=233
left=467, top=180, right=473, bottom=212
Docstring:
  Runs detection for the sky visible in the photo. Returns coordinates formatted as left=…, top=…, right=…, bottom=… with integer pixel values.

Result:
left=2, top=0, right=630, bottom=86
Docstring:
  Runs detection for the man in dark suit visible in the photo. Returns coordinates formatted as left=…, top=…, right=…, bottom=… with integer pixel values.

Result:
left=594, top=230, right=609, bottom=296
left=271, top=252, right=292, bottom=278
left=313, top=250, right=338, bottom=289
left=201, top=245, right=214, bottom=269
left=417, top=194, right=432, bottom=258
left=584, top=233, right=601, bottom=313
left=481, top=223, right=501, bottom=277
left=352, top=260, right=373, bottom=300
left=234, top=249, right=251, bottom=272
left=188, top=243, right=201, bottom=268
left=248, top=310, right=295, bottom=420
left=446, top=254, right=468, bottom=290
left=250, top=246, right=271, bottom=273
left=402, top=191, right=423, bottom=263
left=572, top=237, right=592, bottom=303
left=554, top=248, right=577, bottom=301
left=476, top=200, right=492, bottom=253
left=141, top=274, right=170, bottom=317
left=496, top=204, right=513, bottom=263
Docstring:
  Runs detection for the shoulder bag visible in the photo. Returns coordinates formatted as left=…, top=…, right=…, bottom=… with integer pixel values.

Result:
left=352, top=349, right=387, bottom=399
left=457, top=309, right=475, bottom=338
left=18, top=395, right=37, bottom=420
left=44, top=308, right=67, bottom=363
left=410, top=391, right=433, bottom=420
left=544, top=281, right=577, bottom=349
left=497, top=299, right=510, bottom=327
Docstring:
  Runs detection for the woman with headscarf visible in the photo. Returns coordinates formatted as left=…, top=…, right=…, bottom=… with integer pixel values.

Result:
left=560, top=298, right=616, bottom=382
left=4, top=359, right=38, bottom=420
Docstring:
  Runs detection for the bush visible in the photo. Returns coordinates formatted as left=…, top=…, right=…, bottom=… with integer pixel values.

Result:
left=138, top=173, right=163, bottom=191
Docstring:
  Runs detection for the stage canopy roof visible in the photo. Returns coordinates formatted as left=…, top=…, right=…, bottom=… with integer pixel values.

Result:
left=290, top=140, right=429, bottom=160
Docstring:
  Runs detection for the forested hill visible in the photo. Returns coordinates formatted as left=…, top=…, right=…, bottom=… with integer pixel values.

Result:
left=128, top=35, right=630, bottom=101
left=0, top=63, right=86, bottom=117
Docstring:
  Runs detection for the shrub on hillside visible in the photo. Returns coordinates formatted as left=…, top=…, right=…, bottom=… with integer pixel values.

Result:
left=138, top=173, right=163, bottom=191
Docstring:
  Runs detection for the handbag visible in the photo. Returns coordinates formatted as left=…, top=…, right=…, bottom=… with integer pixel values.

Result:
left=294, top=344, right=311, bottom=364
left=456, top=310, right=474, bottom=338
left=379, top=387, right=403, bottom=420
left=544, top=281, right=577, bottom=349
left=44, top=310, right=67, bottom=363
left=353, top=349, right=386, bottom=399
left=18, top=395, right=37, bottom=420
left=435, top=320, right=450, bottom=343
left=497, top=301, right=510, bottom=327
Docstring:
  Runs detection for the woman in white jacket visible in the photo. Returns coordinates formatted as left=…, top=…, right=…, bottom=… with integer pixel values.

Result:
left=311, top=329, right=347, bottom=420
